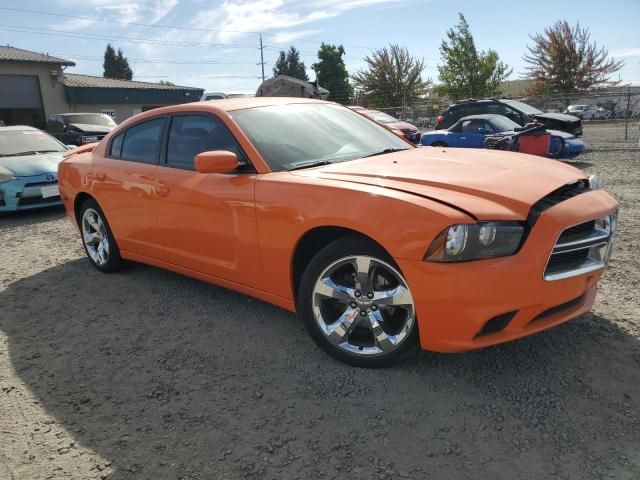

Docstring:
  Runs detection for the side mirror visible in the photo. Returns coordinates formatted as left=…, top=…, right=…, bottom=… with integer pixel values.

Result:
left=478, top=127, right=486, bottom=135
left=194, top=150, right=239, bottom=174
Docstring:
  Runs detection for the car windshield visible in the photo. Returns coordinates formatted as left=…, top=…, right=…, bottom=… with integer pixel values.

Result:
left=488, top=116, right=521, bottom=132
left=65, top=114, right=116, bottom=126
left=568, top=105, right=586, bottom=111
left=502, top=100, right=543, bottom=115
left=230, top=103, right=411, bottom=171
left=364, top=111, right=398, bottom=124
left=0, top=130, right=66, bottom=156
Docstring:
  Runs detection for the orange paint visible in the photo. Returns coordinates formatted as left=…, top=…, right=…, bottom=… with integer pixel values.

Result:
left=59, top=98, right=618, bottom=353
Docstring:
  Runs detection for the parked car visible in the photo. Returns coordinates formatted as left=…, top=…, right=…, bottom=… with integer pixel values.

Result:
left=59, top=98, right=618, bottom=368
left=421, top=114, right=585, bottom=158
left=201, top=91, right=255, bottom=101
left=594, top=108, right=612, bottom=120
left=360, top=109, right=421, bottom=143
left=0, top=126, right=68, bottom=212
left=436, top=99, right=583, bottom=137
left=564, top=104, right=597, bottom=120
left=47, top=113, right=116, bottom=146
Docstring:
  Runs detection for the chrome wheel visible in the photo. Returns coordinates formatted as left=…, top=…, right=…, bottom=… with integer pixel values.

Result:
left=311, top=255, right=415, bottom=356
left=82, top=208, right=110, bottom=266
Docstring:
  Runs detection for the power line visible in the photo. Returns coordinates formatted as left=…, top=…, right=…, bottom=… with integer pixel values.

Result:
left=47, top=52, right=259, bottom=65
left=0, top=24, right=258, bottom=48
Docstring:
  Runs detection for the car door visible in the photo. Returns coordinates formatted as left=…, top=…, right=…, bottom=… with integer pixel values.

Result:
left=91, top=116, right=166, bottom=260
left=459, top=119, right=486, bottom=148
left=152, top=113, right=261, bottom=287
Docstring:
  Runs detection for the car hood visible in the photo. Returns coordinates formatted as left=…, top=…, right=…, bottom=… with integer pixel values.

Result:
left=386, top=121, right=418, bottom=132
left=289, top=148, right=585, bottom=220
left=69, top=123, right=114, bottom=134
left=0, top=152, right=64, bottom=177
left=534, top=112, right=580, bottom=124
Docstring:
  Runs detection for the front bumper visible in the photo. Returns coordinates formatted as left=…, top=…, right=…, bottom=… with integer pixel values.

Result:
left=0, top=174, right=62, bottom=212
left=397, top=189, right=618, bottom=352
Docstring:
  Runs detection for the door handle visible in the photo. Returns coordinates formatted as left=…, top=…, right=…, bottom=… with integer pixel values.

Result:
left=95, top=171, right=106, bottom=181
left=153, top=184, right=170, bottom=197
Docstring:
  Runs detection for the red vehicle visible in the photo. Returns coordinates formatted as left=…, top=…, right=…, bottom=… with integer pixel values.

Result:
left=354, top=108, right=421, bottom=144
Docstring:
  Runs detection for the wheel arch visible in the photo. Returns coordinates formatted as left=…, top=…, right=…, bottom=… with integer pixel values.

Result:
left=290, top=226, right=390, bottom=307
left=73, top=191, right=95, bottom=226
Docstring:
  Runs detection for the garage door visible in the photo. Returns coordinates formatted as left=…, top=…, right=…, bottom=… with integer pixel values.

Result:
left=0, top=75, right=45, bottom=128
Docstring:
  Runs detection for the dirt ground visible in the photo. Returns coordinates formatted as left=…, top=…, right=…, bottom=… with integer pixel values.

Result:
left=1, top=123, right=639, bottom=480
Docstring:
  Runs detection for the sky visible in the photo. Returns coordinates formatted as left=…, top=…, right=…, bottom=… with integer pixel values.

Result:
left=1, top=0, right=639, bottom=93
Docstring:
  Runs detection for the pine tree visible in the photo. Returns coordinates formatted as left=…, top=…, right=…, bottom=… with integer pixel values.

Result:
left=103, top=44, right=133, bottom=80
left=272, top=46, right=308, bottom=81
left=312, top=43, right=352, bottom=103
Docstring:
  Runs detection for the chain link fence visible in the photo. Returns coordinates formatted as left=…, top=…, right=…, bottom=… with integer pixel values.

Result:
left=347, top=88, right=640, bottom=145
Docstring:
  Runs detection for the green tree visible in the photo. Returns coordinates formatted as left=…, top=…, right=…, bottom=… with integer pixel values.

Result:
left=523, top=20, right=623, bottom=98
left=272, top=46, right=308, bottom=81
left=312, top=43, right=352, bottom=103
left=103, top=44, right=133, bottom=80
left=351, top=44, right=428, bottom=107
left=436, top=13, right=511, bottom=100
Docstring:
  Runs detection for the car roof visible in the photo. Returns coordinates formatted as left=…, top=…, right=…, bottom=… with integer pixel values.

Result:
left=457, top=114, right=499, bottom=121
left=0, top=125, right=41, bottom=132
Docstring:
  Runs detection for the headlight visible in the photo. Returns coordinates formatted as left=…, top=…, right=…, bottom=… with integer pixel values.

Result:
left=425, top=222, right=525, bottom=262
left=82, top=135, right=99, bottom=143
left=0, top=169, right=17, bottom=183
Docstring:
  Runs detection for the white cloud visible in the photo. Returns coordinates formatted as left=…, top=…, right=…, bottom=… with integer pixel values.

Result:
left=269, top=29, right=323, bottom=44
left=187, top=0, right=410, bottom=43
left=55, top=0, right=177, bottom=24
left=610, top=48, right=640, bottom=58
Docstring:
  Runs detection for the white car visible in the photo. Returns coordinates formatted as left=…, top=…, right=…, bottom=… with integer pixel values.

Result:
left=201, top=91, right=254, bottom=101
left=565, top=104, right=597, bottom=120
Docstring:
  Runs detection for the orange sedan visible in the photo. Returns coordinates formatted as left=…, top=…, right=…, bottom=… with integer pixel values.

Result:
left=58, top=98, right=618, bottom=367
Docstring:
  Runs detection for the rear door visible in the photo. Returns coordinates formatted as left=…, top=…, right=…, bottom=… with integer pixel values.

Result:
left=91, top=116, right=165, bottom=259
left=152, top=113, right=261, bottom=287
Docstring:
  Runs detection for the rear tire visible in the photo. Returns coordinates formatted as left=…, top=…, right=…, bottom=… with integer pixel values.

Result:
left=79, top=198, right=124, bottom=273
left=298, top=236, right=418, bottom=368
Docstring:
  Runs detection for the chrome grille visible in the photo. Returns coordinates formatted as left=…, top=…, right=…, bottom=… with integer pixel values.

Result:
left=544, top=213, right=617, bottom=281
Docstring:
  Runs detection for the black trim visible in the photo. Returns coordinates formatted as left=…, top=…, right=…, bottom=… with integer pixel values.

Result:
left=530, top=294, right=585, bottom=323
left=161, top=111, right=256, bottom=173
left=105, top=115, right=166, bottom=164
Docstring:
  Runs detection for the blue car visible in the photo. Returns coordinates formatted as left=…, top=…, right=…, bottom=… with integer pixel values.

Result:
left=421, top=114, right=584, bottom=158
left=0, top=126, right=69, bottom=213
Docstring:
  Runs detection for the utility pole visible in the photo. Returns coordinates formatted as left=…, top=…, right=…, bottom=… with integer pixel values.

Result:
left=625, top=85, right=631, bottom=141
left=258, top=33, right=265, bottom=83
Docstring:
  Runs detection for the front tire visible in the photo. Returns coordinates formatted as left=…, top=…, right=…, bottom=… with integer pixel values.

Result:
left=299, top=236, right=418, bottom=368
left=431, top=141, right=448, bottom=147
left=79, top=199, right=123, bottom=273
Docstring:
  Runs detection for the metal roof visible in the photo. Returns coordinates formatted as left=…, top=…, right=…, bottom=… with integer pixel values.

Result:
left=0, top=46, right=75, bottom=66
left=62, top=74, right=204, bottom=105
left=63, top=73, right=201, bottom=91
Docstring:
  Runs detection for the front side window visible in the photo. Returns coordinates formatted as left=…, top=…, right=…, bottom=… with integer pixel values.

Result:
left=461, top=119, right=485, bottom=134
left=166, top=115, right=245, bottom=170
left=230, top=104, right=410, bottom=172
left=120, top=117, right=165, bottom=164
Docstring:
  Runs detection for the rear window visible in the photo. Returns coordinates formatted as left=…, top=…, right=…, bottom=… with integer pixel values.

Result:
left=120, top=118, right=165, bottom=164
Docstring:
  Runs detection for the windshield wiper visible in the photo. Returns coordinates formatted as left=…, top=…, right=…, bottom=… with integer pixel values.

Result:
left=362, top=148, right=409, bottom=158
left=288, top=160, right=334, bottom=171
left=4, top=150, right=61, bottom=157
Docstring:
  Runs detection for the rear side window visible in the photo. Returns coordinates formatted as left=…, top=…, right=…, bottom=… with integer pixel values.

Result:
left=109, top=132, right=124, bottom=157
left=461, top=119, right=485, bottom=134
left=120, top=117, right=165, bottom=164
left=166, top=114, right=245, bottom=170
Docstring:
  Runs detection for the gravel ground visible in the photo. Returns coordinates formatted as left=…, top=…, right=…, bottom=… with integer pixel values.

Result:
left=1, top=124, right=639, bottom=480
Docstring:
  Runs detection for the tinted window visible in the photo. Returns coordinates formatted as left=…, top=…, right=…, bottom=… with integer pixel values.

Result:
left=230, top=104, right=410, bottom=172
left=167, top=115, right=245, bottom=170
left=109, top=132, right=124, bottom=157
left=121, top=118, right=165, bottom=164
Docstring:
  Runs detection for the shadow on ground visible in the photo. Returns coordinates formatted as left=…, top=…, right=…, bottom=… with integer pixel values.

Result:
left=1, top=260, right=639, bottom=479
